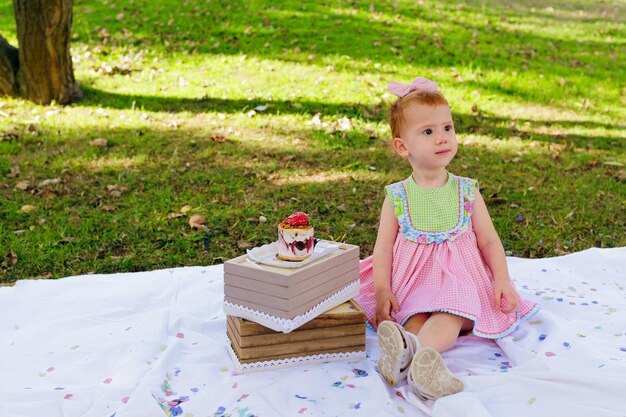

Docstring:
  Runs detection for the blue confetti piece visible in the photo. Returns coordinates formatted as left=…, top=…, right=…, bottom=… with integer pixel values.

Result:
left=501, top=361, right=510, bottom=365
left=215, top=406, right=226, bottom=416
left=332, top=382, right=342, bottom=387
left=581, top=303, right=589, bottom=306
left=556, top=298, right=563, bottom=302
left=295, top=395, right=307, bottom=399
left=190, top=388, right=199, bottom=393
left=592, top=301, right=598, bottom=304
left=620, top=348, right=626, bottom=352
left=352, top=368, right=368, bottom=377
left=539, top=334, right=547, bottom=341
left=355, top=403, right=361, bottom=409
left=541, top=269, right=547, bottom=272
left=495, top=353, right=502, bottom=357
left=563, top=342, right=571, bottom=349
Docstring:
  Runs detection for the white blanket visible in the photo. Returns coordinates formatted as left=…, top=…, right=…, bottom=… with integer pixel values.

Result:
left=1, top=247, right=624, bottom=417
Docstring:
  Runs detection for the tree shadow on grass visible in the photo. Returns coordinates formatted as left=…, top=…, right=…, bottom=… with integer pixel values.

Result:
left=79, top=85, right=371, bottom=118
left=78, top=85, right=624, bottom=151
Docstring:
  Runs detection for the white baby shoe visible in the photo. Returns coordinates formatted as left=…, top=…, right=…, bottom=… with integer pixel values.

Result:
left=407, top=347, right=464, bottom=400
left=376, top=321, right=420, bottom=386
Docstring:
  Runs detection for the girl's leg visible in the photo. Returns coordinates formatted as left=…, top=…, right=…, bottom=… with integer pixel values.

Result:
left=403, top=313, right=430, bottom=337
left=417, top=312, right=472, bottom=352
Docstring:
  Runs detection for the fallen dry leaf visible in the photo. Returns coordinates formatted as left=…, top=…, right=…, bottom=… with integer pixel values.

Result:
left=180, top=205, right=193, bottom=214
left=210, top=134, right=226, bottom=143
left=4, top=250, right=18, bottom=266
left=101, top=205, right=117, bottom=212
left=237, top=241, right=253, bottom=249
left=8, top=165, right=20, bottom=178
left=106, top=184, right=128, bottom=192
left=91, top=138, right=108, bottom=147
left=15, top=181, right=30, bottom=191
left=189, top=214, right=208, bottom=230
left=20, top=205, right=36, bottom=213
left=167, top=212, right=186, bottom=219
left=38, top=177, right=61, bottom=187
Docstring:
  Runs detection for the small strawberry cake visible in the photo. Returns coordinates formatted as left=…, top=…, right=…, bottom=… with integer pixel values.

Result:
left=277, top=212, right=315, bottom=261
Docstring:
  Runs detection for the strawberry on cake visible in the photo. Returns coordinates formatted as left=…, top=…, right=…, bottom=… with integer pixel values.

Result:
left=277, top=212, right=315, bottom=261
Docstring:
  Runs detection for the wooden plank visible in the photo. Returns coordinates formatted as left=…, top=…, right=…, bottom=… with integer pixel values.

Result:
left=232, top=333, right=365, bottom=360
left=224, top=242, right=359, bottom=285
left=237, top=345, right=366, bottom=364
left=236, top=300, right=365, bottom=336
left=228, top=331, right=364, bottom=364
left=227, top=317, right=243, bottom=348
left=224, top=277, right=357, bottom=319
left=224, top=258, right=358, bottom=298
left=227, top=323, right=245, bottom=359
left=238, top=323, right=364, bottom=348
left=224, top=265, right=359, bottom=313
left=227, top=315, right=239, bottom=335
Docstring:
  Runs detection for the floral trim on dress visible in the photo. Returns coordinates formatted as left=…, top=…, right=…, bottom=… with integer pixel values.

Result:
left=385, top=175, right=478, bottom=244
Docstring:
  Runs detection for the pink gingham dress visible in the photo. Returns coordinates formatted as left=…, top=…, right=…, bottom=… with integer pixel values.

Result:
left=355, top=174, right=538, bottom=338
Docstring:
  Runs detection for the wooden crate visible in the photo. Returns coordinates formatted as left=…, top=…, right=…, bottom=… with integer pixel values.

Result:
left=224, top=241, right=359, bottom=320
left=227, top=300, right=366, bottom=370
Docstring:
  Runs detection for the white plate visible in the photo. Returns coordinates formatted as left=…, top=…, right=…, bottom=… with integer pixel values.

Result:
left=246, top=240, right=341, bottom=268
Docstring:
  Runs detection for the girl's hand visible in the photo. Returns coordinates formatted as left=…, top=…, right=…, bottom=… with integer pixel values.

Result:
left=374, top=289, right=399, bottom=328
left=494, top=280, right=520, bottom=314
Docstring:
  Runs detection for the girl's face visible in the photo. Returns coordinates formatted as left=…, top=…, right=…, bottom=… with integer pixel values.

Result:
left=393, top=103, right=458, bottom=171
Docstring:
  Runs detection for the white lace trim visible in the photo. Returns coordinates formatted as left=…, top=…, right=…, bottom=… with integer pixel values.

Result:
left=223, top=280, right=360, bottom=333
left=226, top=343, right=366, bottom=373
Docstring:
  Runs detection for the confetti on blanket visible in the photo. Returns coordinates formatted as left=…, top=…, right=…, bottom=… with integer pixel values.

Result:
left=1, top=247, right=624, bottom=417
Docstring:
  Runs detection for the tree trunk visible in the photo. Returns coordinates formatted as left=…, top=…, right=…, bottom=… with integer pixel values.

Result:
left=0, top=34, right=19, bottom=97
left=0, top=0, right=79, bottom=105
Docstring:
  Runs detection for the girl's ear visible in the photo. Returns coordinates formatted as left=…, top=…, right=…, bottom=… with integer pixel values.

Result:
left=392, top=137, right=409, bottom=157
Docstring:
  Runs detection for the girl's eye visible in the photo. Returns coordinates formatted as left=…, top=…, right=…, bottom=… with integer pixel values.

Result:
left=445, top=125, right=454, bottom=132
left=423, top=128, right=433, bottom=135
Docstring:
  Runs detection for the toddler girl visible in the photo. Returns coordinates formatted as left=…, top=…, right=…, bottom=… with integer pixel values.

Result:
left=355, top=77, right=538, bottom=400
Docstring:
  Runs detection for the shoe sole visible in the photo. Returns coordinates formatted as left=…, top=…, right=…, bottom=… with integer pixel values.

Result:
left=377, top=321, right=404, bottom=386
left=410, top=347, right=464, bottom=399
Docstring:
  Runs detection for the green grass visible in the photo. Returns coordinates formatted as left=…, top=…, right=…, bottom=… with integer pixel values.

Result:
left=1, top=0, right=624, bottom=283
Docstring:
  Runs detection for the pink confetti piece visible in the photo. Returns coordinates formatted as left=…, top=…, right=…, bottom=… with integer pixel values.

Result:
left=176, top=332, right=184, bottom=339
left=64, top=394, right=73, bottom=400
left=122, top=396, right=130, bottom=403
left=103, top=378, right=112, bottom=384
left=298, top=408, right=307, bottom=414
left=545, top=352, right=556, bottom=357
left=232, top=383, right=238, bottom=389
left=47, top=367, right=55, bottom=372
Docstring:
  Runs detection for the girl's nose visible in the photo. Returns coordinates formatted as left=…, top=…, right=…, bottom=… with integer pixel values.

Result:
left=436, top=133, right=447, bottom=144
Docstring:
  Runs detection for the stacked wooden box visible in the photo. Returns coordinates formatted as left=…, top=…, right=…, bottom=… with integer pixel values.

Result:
left=223, top=241, right=366, bottom=372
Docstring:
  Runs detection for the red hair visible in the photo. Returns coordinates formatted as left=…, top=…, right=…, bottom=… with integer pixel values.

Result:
left=388, top=90, right=449, bottom=138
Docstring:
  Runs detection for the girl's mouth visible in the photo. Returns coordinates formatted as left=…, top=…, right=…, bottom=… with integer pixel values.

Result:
left=435, top=150, right=450, bottom=155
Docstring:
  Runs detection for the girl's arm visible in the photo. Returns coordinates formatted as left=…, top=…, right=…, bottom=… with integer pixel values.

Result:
left=472, top=190, right=520, bottom=313
left=372, top=196, right=400, bottom=326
